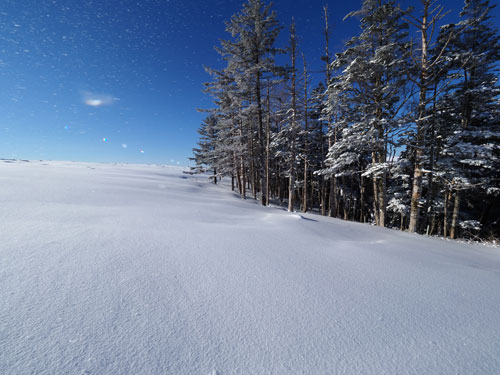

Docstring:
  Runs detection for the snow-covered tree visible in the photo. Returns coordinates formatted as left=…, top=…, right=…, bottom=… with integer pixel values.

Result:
left=434, top=0, right=500, bottom=238
left=324, top=0, right=411, bottom=227
left=274, top=20, right=301, bottom=211
left=406, top=0, right=455, bottom=233
left=191, top=114, right=219, bottom=183
left=192, top=0, right=500, bottom=240
left=219, top=0, right=284, bottom=205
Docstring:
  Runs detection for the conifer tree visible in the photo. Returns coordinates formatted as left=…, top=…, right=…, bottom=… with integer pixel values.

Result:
left=435, top=0, right=500, bottom=238
left=325, top=0, right=411, bottom=226
left=191, top=114, right=219, bottom=184
left=407, top=0, right=451, bottom=233
left=220, top=0, right=284, bottom=205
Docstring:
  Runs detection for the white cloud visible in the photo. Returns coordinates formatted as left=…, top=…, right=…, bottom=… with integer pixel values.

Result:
left=82, top=91, right=118, bottom=107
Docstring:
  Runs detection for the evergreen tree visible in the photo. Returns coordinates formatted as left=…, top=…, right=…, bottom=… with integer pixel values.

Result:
left=219, top=0, right=284, bottom=205
left=324, top=0, right=411, bottom=226
left=435, top=0, right=500, bottom=238
left=191, top=115, right=219, bottom=183
left=407, top=0, right=452, bottom=233
left=192, top=0, right=500, bottom=241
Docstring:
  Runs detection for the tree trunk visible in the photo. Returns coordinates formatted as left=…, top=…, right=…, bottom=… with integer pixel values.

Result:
left=409, top=0, right=431, bottom=233
left=329, top=178, right=336, bottom=217
left=240, top=157, right=246, bottom=199
left=323, top=6, right=337, bottom=218
left=320, top=177, right=326, bottom=216
left=443, top=187, right=451, bottom=238
left=372, top=172, right=380, bottom=225
left=256, top=71, right=267, bottom=206
left=301, top=54, right=309, bottom=213
left=360, top=174, right=366, bottom=223
left=287, top=21, right=297, bottom=212
left=423, top=82, right=438, bottom=233
left=237, top=166, right=242, bottom=195
left=450, top=191, right=460, bottom=239
left=288, top=175, right=295, bottom=212
left=409, top=160, right=423, bottom=232
left=265, top=80, right=271, bottom=206
left=379, top=172, right=387, bottom=227
left=302, top=160, right=308, bottom=212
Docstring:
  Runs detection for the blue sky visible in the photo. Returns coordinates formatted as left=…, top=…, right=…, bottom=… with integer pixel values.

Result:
left=1, top=0, right=498, bottom=165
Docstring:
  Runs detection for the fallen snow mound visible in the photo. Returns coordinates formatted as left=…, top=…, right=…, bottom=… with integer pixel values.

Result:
left=1, top=160, right=499, bottom=374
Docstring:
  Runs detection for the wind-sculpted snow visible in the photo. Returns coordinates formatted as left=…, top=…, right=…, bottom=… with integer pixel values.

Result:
left=1, top=160, right=499, bottom=374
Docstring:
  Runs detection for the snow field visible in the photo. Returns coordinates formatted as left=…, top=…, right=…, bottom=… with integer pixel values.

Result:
left=1, top=160, right=499, bottom=374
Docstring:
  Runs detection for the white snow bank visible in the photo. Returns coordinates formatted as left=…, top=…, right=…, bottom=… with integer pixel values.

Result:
left=1, top=160, right=499, bottom=374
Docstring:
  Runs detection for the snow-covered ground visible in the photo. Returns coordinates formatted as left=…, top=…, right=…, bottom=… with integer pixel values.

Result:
left=1, top=160, right=499, bottom=375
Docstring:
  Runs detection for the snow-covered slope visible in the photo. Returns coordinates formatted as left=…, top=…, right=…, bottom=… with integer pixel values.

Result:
left=1, top=160, right=499, bottom=375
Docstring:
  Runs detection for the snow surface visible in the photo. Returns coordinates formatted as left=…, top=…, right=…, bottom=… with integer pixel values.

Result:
left=1, top=160, right=499, bottom=375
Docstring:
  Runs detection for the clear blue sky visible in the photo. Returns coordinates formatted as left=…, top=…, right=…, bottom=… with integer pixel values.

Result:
left=1, top=0, right=498, bottom=165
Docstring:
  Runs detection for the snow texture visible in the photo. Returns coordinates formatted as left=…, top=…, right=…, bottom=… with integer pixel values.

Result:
left=1, top=160, right=499, bottom=374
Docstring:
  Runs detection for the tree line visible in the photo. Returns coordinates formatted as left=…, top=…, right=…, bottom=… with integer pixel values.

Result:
left=192, top=0, right=500, bottom=241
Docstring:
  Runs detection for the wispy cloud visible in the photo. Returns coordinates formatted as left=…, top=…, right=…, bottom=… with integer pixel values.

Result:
left=82, top=91, right=118, bottom=107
